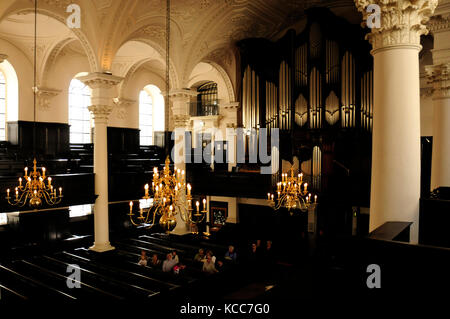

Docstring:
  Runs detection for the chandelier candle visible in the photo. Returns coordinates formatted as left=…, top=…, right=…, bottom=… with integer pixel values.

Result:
left=128, top=157, right=206, bottom=232
left=268, top=167, right=317, bottom=212
left=6, top=159, right=63, bottom=208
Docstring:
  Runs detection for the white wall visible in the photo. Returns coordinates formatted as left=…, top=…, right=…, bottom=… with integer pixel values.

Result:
left=0, top=38, right=33, bottom=123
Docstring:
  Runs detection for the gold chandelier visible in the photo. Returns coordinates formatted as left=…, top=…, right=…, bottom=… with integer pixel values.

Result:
left=128, top=157, right=207, bottom=232
left=5, top=0, right=63, bottom=209
left=268, top=167, right=317, bottom=212
left=6, top=159, right=63, bottom=208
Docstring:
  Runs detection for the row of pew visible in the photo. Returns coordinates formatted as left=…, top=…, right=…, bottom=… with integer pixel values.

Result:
left=0, top=233, right=236, bottom=302
left=0, top=142, right=164, bottom=176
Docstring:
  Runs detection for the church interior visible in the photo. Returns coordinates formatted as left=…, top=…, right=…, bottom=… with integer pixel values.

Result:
left=0, top=0, right=449, bottom=308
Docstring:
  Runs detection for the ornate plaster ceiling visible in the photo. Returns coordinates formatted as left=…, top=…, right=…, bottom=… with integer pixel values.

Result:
left=0, top=0, right=359, bottom=86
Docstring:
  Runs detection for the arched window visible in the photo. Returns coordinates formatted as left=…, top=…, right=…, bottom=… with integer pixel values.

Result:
left=0, top=71, right=6, bottom=141
left=197, top=82, right=218, bottom=116
left=139, top=90, right=153, bottom=146
left=69, top=78, right=92, bottom=144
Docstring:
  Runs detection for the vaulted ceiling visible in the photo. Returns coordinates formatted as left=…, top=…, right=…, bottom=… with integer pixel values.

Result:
left=0, top=0, right=359, bottom=88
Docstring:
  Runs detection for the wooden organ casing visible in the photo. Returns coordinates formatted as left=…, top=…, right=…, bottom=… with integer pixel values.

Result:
left=238, top=8, right=373, bottom=208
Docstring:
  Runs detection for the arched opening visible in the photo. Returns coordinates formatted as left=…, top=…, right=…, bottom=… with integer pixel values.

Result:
left=195, top=81, right=218, bottom=116
left=68, top=73, right=91, bottom=144
left=139, top=84, right=164, bottom=146
left=0, top=60, right=19, bottom=140
left=0, top=70, right=6, bottom=141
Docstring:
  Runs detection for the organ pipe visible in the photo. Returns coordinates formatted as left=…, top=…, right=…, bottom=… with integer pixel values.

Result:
left=341, top=51, right=356, bottom=128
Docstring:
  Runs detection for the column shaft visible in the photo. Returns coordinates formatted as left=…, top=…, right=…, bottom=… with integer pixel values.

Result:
left=427, top=63, right=450, bottom=190
left=370, top=48, right=421, bottom=238
left=78, top=72, right=123, bottom=252
left=355, top=0, right=438, bottom=243
left=91, top=117, right=112, bottom=252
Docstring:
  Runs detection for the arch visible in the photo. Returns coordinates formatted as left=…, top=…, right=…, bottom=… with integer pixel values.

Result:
left=188, top=62, right=234, bottom=104
left=41, top=37, right=78, bottom=87
left=10, top=7, right=99, bottom=72
left=115, top=38, right=180, bottom=95
left=0, top=59, right=19, bottom=124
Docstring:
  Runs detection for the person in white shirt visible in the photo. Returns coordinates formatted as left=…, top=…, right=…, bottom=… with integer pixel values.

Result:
left=206, top=250, right=216, bottom=264
left=202, top=255, right=219, bottom=274
left=162, top=253, right=178, bottom=272
left=171, top=250, right=179, bottom=264
left=138, top=250, right=148, bottom=267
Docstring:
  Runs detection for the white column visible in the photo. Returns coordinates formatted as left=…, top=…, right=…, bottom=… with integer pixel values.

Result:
left=170, top=89, right=196, bottom=235
left=427, top=11, right=450, bottom=191
left=356, top=0, right=438, bottom=243
left=223, top=102, right=240, bottom=172
left=427, top=63, right=450, bottom=189
left=78, top=72, right=123, bottom=253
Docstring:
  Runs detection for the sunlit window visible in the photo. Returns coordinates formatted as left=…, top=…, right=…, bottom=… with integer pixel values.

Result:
left=0, top=213, right=7, bottom=225
left=0, top=71, right=6, bottom=141
left=139, top=90, right=153, bottom=146
left=69, top=204, right=93, bottom=218
left=69, top=78, right=92, bottom=144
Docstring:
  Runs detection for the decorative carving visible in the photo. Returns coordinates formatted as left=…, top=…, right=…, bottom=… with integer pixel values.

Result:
left=420, top=86, right=434, bottom=98
left=200, top=0, right=211, bottom=9
left=39, top=0, right=72, bottom=8
left=355, top=0, right=438, bottom=51
left=78, top=72, right=123, bottom=89
left=36, top=87, right=61, bottom=110
left=88, top=105, right=114, bottom=120
left=426, top=63, right=450, bottom=99
left=173, top=114, right=191, bottom=128
left=428, top=14, right=450, bottom=33
left=113, top=97, right=136, bottom=120
left=140, top=25, right=166, bottom=39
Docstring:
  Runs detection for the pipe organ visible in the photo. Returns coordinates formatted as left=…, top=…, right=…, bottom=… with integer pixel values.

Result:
left=238, top=9, right=373, bottom=135
left=238, top=8, right=373, bottom=199
left=279, top=61, right=292, bottom=131
left=341, top=51, right=356, bottom=128
left=361, top=70, right=373, bottom=132
left=242, top=65, right=260, bottom=130
left=266, top=81, right=278, bottom=132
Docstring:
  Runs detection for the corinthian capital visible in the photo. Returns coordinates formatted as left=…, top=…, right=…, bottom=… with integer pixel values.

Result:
left=77, top=72, right=123, bottom=89
left=426, top=63, right=450, bottom=99
left=355, top=0, right=438, bottom=51
left=88, top=105, right=113, bottom=121
left=173, top=114, right=191, bottom=128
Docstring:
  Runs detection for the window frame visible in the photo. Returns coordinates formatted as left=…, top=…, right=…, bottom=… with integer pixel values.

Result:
left=0, top=70, right=7, bottom=141
left=139, top=89, right=154, bottom=146
left=69, top=78, right=92, bottom=144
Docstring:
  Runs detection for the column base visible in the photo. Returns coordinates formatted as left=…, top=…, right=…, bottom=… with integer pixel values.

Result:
left=171, top=222, right=191, bottom=235
left=89, top=242, right=115, bottom=253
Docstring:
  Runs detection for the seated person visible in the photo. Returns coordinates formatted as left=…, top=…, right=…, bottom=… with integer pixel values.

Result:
left=205, top=250, right=216, bottom=264
left=173, top=264, right=187, bottom=275
left=224, top=245, right=237, bottom=262
left=171, top=250, right=179, bottom=264
left=138, top=250, right=148, bottom=267
left=194, top=248, right=205, bottom=262
left=162, top=253, right=178, bottom=272
left=202, top=255, right=219, bottom=274
left=150, top=253, right=161, bottom=267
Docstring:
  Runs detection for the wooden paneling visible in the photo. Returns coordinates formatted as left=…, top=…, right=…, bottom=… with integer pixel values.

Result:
left=107, top=127, right=140, bottom=154
left=7, top=121, right=70, bottom=157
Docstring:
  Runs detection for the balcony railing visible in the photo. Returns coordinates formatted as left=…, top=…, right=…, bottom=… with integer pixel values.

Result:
left=189, top=100, right=219, bottom=117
